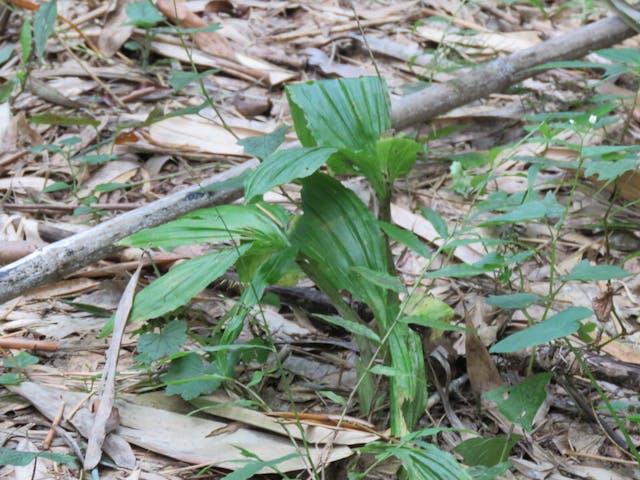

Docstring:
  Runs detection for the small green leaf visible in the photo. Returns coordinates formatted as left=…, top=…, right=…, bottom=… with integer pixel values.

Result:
left=29, top=113, right=99, bottom=127
left=94, top=183, right=129, bottom=193
left=0, top=447, right=76, bottom=467
left=490, top=307, right=592, bottom=353
left=168, top=69, right=218, bottom=92
left=351, top=265, right=406, bottom=293
left=376, top=136, right=421, bottom=182
left=584, top=157, right=640, bottom=183
left=42, top=181, right=72, bottom=193
left=425, top=263, right=494, bottom=278
left=561, top=260, right=631, bottom=281
left=125, top=1, right=164, bottom=27
left=0, top=46, right=13, bottom=65
left=244, top=146, right=338, bottom=200
left=138, top=320, right=187, bottom=361
left=399, top=315, right=465, bottom=332
left=319, top=390, right=347, bottom=405
left=369, top=365, right=398, bottom=376
left=483, top=373, right=551, bottom=431
left=4, top=352, right=39, bottom=369
left=162, top=353, right=222, bottom=400
left=481, top=192, right=565, bottom=225
left=454, top=435, right=522, bottom=467
left=238, top=125, right=289, bottom=160
left=34, top=1, right=57, bottom=61
left=487, top=293, right=542, bottom=310
left=80, top=154, right=118, bottom=165
left=0, top=373, right=20, bottom=385
left=420, top=207, right=448, bottom=239
left=314, top=314, right=381, bottom=343
left=377, top=221, right=431, bottom=258
left=20, top=17, right=32, bottom=64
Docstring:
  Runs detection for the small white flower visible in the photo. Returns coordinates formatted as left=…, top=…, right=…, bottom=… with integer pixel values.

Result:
left=569, top=119, right=575, bottom=125
left=589, top=114, right=597, bottom=125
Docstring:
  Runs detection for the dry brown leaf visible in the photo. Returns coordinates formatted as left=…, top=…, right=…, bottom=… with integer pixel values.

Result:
left=464, top=303, right=504, bottom=396
left=98, top=0, right=135, bottom=58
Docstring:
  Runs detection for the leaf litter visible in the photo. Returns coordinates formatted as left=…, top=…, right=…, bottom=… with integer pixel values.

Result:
left=1, top=0, right=640, bottom=479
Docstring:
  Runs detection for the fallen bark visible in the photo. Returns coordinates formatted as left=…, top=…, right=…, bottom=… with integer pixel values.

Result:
left=0, top=15, right=636, bottom=304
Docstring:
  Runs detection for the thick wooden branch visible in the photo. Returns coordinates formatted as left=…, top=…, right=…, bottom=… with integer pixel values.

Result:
left=0, top=16, right=636, bottom=304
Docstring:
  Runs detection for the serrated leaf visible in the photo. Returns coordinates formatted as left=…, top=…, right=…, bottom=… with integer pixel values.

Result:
left=238, top=125, right=289, bottom=160
left=286, top=77, right=390, bottom=154
left=34, top=1, right=57, bottom=61
left=483, top=373, right=551, bottom=431
left=162, top=353, right=222, bottom=400
left=129, top=245, right=250, bottom=324
left=487, top=293, right=542, bottom=310
left=314, top=314, right=381, bottom=343
left=561, top=260, right=631, bottom=281
left=377, top=221, right=431, bottom=258
left=138, top=320, right=187, bottom=360
left=244, top=146, right=339, bottom=200
left=454, top=435, right=522, bottom=467
left=490, top=307, right=592, bottom=353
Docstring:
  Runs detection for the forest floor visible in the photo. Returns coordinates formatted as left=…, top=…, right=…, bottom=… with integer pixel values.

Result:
left=1, top=1, right=640, bottom=479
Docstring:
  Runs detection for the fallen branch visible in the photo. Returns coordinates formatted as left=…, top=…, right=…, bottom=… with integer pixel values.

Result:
left=0, top=16, right=636, bottom=304
left=0, top=161, right=256, bottom=304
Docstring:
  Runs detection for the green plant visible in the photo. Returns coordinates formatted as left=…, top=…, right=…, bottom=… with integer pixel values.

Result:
left=0, top=351, right=39, bottom=385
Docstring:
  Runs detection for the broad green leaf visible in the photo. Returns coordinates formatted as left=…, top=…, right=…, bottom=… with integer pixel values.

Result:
left=315, top=314, right=380, bottom=343
left=20, top=17, right=31, bottom=64
left=454, top=435, right=522, bottom=467
left=129, top=245, right=249, bottom=324
left=402, top=293, right=458, bottom=328
left=390, top=443, right=471, bottom=480
left=168, top=69, right=218, bottom=91
left=29, top=113, right=99, bottom=127
left=244, top=146, right=339, bottom=200
left=237, top=125, right=289, bottom=160
left=286, top=77, right=390, bottom=154
left=420, top=207, right=448, bottom=239
left=377, top=221, right=431, bottom=258
left=490, top=307, right=592, bottom=353
left=290, top=173, right=389, bottom=322
left=561, top=259, right=631, bottom=281
left=481, top=192, right=564, bottom=225
left=121, top=205, right=288, bottom=250
left=126, top=0, right=164, bottom=27
left=161, top=352, right=222, bottom=400
left=487, top=293, right=542, bottom=309
left=34, top=1, right=57, bottom=61
left=351, top=265, right=406, bottom=293
left=483, top=373, right=551, bottom=432
left=137, top=320, right=187, bottom=361
left=597, top=48, right=640, bottom=66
